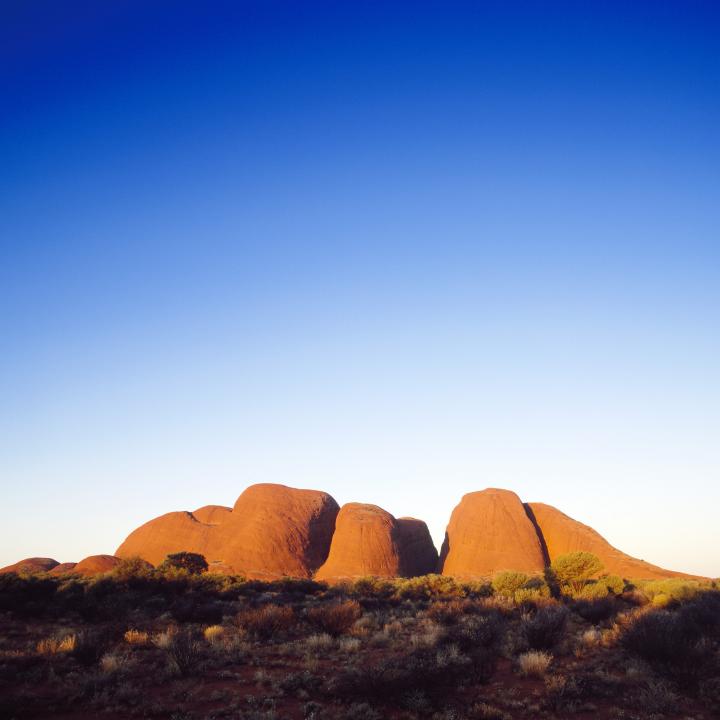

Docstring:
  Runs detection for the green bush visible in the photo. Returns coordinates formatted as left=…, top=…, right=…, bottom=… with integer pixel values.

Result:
left=550, top=552, right=603, bottom=596
left=491, top=572, right=529, bottom=598
left=158, top=552, right=208, bottom=575
left=601, top=574, right=625, bottom=595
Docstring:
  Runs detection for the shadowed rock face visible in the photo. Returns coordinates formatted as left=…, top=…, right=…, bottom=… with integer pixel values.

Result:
left=396, top=517, right=439, bottom=577
left=0, top=558, right=59, bottom=574
left=116, top=483, right=340, bottom=579
left=439, top=489, right=547, bottom=577
left=527, top=502, right=697, bottom=580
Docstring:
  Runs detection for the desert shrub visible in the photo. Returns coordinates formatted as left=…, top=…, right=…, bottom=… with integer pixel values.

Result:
left=680, top=591, right=720, bottom=636
left=621, top=608, right=714, bottom=686
left=522, top=605, right=568, bottom=650
left=37, top=634, right=76, bottom=655
left=639, top=579, right=701, bottom=607
left=159, top=552, right=208, bottom=575
left=110, top=556, right=155, bottom=583
left=0, top=573, right=57, bottom=616
left=394, top=574, right=465, bottom=601
left=161, top=627, right=203, bottom=676
left=123, top=629, right=149, bottom=646
left=237, top=604, right=296, bottom=640
left=327, top=645, right=470, bottom=706
left=575, top=580, right=609, bottom=600
left=443, top=612, right=505, bottom=653
left=307, top=600, right=362, bottom=636
left=551, top=552, right=603, bottom=596
left=601, top=574, right=625, bottom=595
left=571, top=596, right=619, bottom=623
left=426, top=599, right=474, bottom=624
left=71, top=630, right=108, bottom=667
left=517, top=650, right=552, bottom=677
left=468, top=702, right=512, bottom=720
left=99, top=651, right=131, bottom=674
left=170, top=596, right=224, bottom=624
left=492, top=572, right=529, bottom=598
left=203, top=624, right=225, bottom=643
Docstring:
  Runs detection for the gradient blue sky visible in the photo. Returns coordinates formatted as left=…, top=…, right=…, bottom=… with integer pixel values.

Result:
left=2, top=1, right=719, bottom=575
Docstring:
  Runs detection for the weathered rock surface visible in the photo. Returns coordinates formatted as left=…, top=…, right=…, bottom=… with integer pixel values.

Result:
left=396, top=517, right=439, bottom=577
left=49, top=562, right=77, bottom=575
left=73, top=555, right=122, bottom=575
left=216, top=484, right=340, bottom=578
left=439, top=489, right=547, bottom=577
left=116, top=511, right=216, bottom=567
left=116, top=483, right=339, bottom=578
left=316, top=505, right=439, bottom=580
left=316, top=503, right=401, bottom=579
left=192, top=505, right=232, bottom=525
left=0, top=557, right=59, bottom=574
left=526, top=502, right=695, bottom=580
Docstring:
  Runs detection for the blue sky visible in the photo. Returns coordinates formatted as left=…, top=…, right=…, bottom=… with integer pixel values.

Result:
left=1, top=1, right=719, bottom=575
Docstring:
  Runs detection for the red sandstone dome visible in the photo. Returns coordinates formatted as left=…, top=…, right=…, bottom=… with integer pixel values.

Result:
left=216, top=484, right=339, bottom=578
left=396, top=517, right=439, bottom=577
left=0, top=557, right=59, bottom=574
left=316, top=503, right=402, bottom=580
left=439, top=489, right=547, bottom=577
left=192, top=505, right=232, bottom=525
left=73, top=555, right=122, bottom=575
left=49, top=562, right=77, bottom=575
left=116, top=483, right=339, bottom=578
left=527, top=502, right=696, bottom=580
left=116, top=510, right=217, bottom=567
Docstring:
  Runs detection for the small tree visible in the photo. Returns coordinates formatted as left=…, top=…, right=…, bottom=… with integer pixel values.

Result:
left=550, top=552, right=603, bottom=596
left=159, top=552, right=208, bottom=575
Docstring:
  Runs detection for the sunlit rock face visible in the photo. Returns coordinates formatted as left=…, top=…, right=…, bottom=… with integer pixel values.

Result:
left=117, top=483, right=340, bottom=579
left=527, top=502, right=697, bottom=580
left=315, top=503, right=437, bottom=580
left=0, top=558, right=59, bottom=574
left=439, top=488, right=547, bottom=578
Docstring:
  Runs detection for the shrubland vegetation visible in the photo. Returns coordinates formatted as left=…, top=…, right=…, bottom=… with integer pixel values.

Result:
left=0, top=552, right=718, bottom=719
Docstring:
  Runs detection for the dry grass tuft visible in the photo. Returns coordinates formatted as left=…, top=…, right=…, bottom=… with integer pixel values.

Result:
left=37, top=634, right=76, bottom=655
left=124, top=629, right=149, bottom=646
left=517, top=650, right=552, bottom=678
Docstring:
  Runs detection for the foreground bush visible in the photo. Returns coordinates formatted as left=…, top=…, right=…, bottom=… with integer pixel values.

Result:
left=517, top=650, right=552, bottom=677
left=522, top=605, right=568, bottom=650
left=621, top=608, right=714, bottom=686
left=237, top=604, right=295, bottom=640
left=307, top=600, right=362, bottom=636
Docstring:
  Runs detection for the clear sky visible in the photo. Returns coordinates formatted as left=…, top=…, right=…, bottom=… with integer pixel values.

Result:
left=2, top=1, right=719, bottom=576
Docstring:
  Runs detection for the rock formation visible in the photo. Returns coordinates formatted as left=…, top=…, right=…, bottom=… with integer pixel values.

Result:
left=439, top=489, right=547, bottom=577
left=73, top=555, right=122, bottom=575
left=316, top=504, right=438, bottom=580
left=214, top=484, right=339, bottom=578
left=526, top=502, right=694, bottom=580
left=192, top=505, right=232, bottom=525
left=116, top=511, right=217, bottom=567
left=0, top=557, right=59, bottom=574
left=49, top=562, right=77, bottom=575
left=396, top=517, right=439, bottom=577
left=116, top=483, right=340, bottom=578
